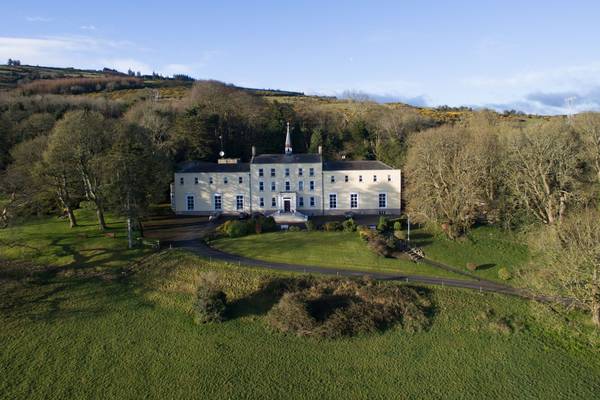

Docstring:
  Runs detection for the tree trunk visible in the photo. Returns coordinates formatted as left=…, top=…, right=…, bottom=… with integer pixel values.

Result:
left=592, top=279, right=600, bottom=329
left=66, top=206, right=77, bottom=228
left=127, top=217, right=133, bottom=249
left=96, top=206, right=107, bottom=231
left=138, top=219, right=144, bottom=238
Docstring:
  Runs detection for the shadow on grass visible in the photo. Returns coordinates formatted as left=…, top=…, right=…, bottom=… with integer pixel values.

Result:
left=477, top=263, right=496, bottom=271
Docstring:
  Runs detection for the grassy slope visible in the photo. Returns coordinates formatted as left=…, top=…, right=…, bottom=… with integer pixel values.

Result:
left=211, top=231, right=465, bottom=279
left=1, top=249, right=600, bottom=399
left=210, top=226, right=529, bottom=282
left=410, top=225, right=530, bottom=282
left=0, top=209, right=149, bottom=269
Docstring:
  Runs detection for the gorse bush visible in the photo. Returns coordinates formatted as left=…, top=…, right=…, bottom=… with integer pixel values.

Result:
left=323, top=221, right=341, bottom=231
left=266, top=277, right=432, bottom=338
left=194, top=272, right=227, bottom=323
left=393, top=221, right=402, bottom=231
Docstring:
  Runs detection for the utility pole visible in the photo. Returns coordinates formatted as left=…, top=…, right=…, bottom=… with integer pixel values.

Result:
left=407, top=214, right=411, bottom=241
left=566, top=96, right=577, bottom=123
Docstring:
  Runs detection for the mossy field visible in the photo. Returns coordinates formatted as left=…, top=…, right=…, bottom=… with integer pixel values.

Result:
left=2, top=212, right=600, bottom=399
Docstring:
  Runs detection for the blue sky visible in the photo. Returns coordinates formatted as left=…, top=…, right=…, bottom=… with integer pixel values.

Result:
left=2, top=0, right=600, bottom=114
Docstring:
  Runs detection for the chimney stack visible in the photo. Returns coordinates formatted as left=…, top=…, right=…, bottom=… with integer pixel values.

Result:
left=251, top=146, right=256, bottom=157
left=318, top=145, right=322, bottom=155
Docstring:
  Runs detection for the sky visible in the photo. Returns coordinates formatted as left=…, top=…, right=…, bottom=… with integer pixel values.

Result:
left=2, top=0, right=600, bottom=115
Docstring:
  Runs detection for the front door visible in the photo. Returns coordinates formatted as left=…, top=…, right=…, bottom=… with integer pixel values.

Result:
left=283, top=199, right=291, bottom=212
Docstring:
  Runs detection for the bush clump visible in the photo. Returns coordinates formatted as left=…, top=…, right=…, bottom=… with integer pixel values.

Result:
left=218, top=216, right=277, bottom=238
left=266, top=277, right=432, bottom=338
left=377, top=216, right=389, bottom=232
left=498, top=267, right=512, bottom=281
left=323, top=221, right=341, bottom=231
left=194, top=273, right=227, bottom=323
left=287, top=225, right=301, bottom=232
left=341, top=218, right=357, bottom=232
left=305, top=220, right=315, bottom=231
left=393, top=221, right=402, bottom=231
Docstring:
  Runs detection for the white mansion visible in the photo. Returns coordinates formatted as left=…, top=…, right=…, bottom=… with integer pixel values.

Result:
left=171, top=124, right=401, bottom=220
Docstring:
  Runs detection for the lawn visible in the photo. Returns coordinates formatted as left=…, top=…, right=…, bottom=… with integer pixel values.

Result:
left=0, top=208, right=150, bottom=269
left=211, top=231, right=466, bottom=279
left=410, top=225, right=530, bottom=282
left=1, top=249, right=600, bottom=399
left=210, top=226, right=529, bottom=282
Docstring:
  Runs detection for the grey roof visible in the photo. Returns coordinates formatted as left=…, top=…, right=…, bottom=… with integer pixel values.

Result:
left=176, top=161, right=250, bottom=173
left=252, top=153, right=322, bottom=164
left=323, top=160, right=394, bottom=171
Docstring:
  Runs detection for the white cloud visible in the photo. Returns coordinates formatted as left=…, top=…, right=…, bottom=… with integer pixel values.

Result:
left=80, top=25, right=97, bottom=31
left=25, top=16, right=53, bottom=22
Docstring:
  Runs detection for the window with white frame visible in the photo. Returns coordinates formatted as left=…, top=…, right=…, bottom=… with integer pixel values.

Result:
left=298, top=168, right=303, bottom=176
left=309, top=181, right=315, bottom=191
left=344, top=175, right=348, bottom=182
left=285, top=168, right=290, bottom=177
left=309, top=167, right=314, bottom=176
left=373, top=175, right=377, bottom=182
left=271, top=181, right=276, bottom=191
left=194, top=177, right=199, bottom=184
left=310, top=196, right=315, bottom=207
left=271, top=197, right=276, bottom=207
left=179, top=177, right=184, bottom=185
left=259, top=181, right=264, bottom=191
left=214, top=194, right=222, bottom=210
left=330, top=175, right=335, bottom=183
left=298, top=197, right=304, bottom=207
left=359, top=175, right=363, bottom=182
left=209, top=177, right=213, bottom=184
left=239, top=176, right=243, bottom=184
left=298, top=181, right=304, bottom=191
left=329, top=193, right=337, bottom=209
left=186, top=195, right=194, bottom=211
left=285, top=180, right=291, bottom=191
left=224, top=176, right=228, bottom=184
left=270, top=168, right=276, bottom=177
left=350, top=193, right=358, bottom=209
left=378, top=193, right=387, bottom=208
left=260, top=197, right=264, bottom=207
left=259, top=168, right=264, bottom=177
left=387, top=175, right=391, bottom=182
left=236, top=195, right=244, bottom=210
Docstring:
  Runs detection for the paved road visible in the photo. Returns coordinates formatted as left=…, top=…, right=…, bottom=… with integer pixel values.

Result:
left=144, top=215, right=564, bottom=303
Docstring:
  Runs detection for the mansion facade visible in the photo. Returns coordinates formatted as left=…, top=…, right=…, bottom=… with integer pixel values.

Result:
left=171, top=125, right=401, bottom=219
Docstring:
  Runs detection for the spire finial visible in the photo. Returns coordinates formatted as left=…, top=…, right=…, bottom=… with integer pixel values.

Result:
left=284, top=121, right=292, bottom=155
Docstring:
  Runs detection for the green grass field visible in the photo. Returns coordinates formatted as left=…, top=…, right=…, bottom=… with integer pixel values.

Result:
left=0, top=209, right=149, bottom=269
left=211, top=231, right=466, bottom=279
left=2, top=248, right=600, bottom=399
left=2, top=212, right=600, bottom=399
left=410, top=225, right=530, bottom=281
left=211, top=226, right=529, bottom=282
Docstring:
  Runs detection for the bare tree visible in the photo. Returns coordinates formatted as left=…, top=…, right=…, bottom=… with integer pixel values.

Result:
left=504, top=119, right=584, bottom=225
left=573, top=112, right=600, bottom=185
left=405, top=125, right=494, bottom=239
left=528, top=208, right=600, bottom=328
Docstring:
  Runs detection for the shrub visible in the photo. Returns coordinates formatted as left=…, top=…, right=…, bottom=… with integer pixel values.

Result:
left=224, top=220, right=251, bottom=238
left=394, top=229, right=406, bottom=240
left=498, top=267, right=512, bottom=281
left=261, top=216, right=277, bottom=232
left=357, top=225, right=374, bottom=241
left=393, top=221, right=402, bottom=231
left=305, top=220, right=315, bottom=231
left=288, top=225, right=301, bottom=232
left=341, top=218, right=357, bottom=232
left=367, top=233, right=394, bottom=257
left=194, top=273, right=227, bottom=323
left=377, top=216, right=389, bottom=232
left=466, top=262, right=478, bottom=271
left=323, top=221, right=341, bottom=231
left=265, top=277, right=432, bottom=338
